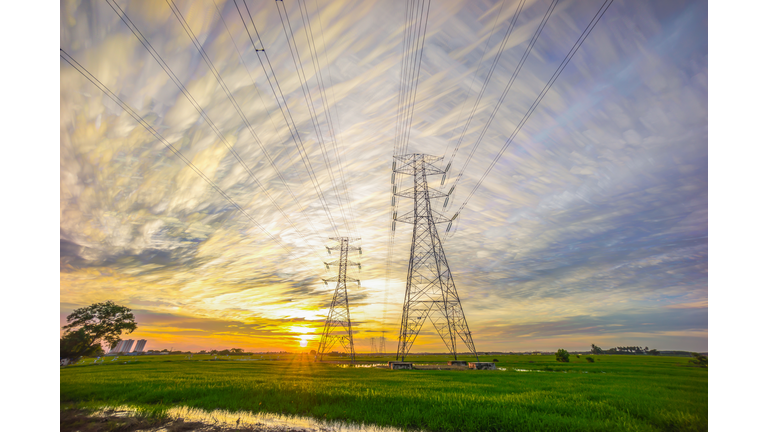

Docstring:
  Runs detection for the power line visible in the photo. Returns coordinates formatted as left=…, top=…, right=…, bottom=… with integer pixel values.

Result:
left=310, top=0, right=361, bottom=242
left=298, top=0, right=361, bottom=240
left=105, top=0, right=325, bottom=263
left=451, top=0, right=615, bottom=222
left=275, top=0, right=353, bottom=236
left=440, top=0, right=527, bottom=180
left=384, top=0, right=432, bottom=345
left=440, top=0, right=508, bottom=161
left=210, top=0, right=282, bottom=142
left=166, top=0, right=327, bottom=256
left=289, top=0, right=359, bottom=239
left=60, top=49, right=314, bottom=269
left=234, top=0, right=342, bottom=239
left=442, top=0, right=556, bottom=212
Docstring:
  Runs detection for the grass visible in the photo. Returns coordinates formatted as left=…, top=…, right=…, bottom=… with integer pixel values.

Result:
left=60, top=353, right=707, bottom=431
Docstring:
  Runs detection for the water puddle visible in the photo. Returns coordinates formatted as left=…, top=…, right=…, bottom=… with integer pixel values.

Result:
left=92, top=405, right=411, bottom=431
left=333, top=363, right=388, bottom=368
left=513, top=368, right=605, bottom=374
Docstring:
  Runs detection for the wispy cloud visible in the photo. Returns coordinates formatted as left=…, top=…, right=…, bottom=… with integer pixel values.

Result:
left=60, top=0, right=707, bottom=352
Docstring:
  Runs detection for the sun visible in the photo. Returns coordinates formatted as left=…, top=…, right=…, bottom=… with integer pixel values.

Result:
left=299, top=339, right=308, bottom=348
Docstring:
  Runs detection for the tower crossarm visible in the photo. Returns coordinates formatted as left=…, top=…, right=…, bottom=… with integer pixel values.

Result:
left=395, top=187, right=447, bottom=200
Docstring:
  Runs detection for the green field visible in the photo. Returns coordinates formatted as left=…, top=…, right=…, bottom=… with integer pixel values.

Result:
left=60, top=353, right=707, bottom=431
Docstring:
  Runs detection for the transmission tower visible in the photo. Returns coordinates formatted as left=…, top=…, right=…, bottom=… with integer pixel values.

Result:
left=316, top=237, right=361, bottom=362
left=393, top=154, right=479, bottom=361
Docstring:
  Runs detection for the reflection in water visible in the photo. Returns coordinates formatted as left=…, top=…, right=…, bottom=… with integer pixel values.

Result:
left=513, top=368, right=605, bottom=373
left=94, top=405, right=411, bottom=432
left=334, top=363, right=387, bottom=368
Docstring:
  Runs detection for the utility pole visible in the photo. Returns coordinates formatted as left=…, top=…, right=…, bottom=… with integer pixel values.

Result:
left=316, top=237, right=361, bottom=363
left=392, top=154, right=479, bottom=361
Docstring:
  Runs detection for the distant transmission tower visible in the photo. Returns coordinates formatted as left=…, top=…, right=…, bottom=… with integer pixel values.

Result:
left=316, top=237, right=361, bottom=362
left=393, top=154, right=479, bottom=361
left=368, top=336, right=386, bottom=355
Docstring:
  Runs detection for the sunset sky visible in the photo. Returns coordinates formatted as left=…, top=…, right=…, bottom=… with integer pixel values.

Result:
left=60, top=0, right=707, bottom=353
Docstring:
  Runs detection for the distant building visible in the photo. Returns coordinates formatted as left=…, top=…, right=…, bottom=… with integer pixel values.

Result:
left=133, top=340, right=147, bottom=352
left=111, top=340, right=126, bottom=353
left=120, top=339, right=135, bottom=353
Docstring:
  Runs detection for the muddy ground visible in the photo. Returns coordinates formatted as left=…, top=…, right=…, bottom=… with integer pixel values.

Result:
left=60, top=407, right=330, bottom=432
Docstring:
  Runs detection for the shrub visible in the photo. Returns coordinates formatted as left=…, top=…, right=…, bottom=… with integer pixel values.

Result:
left=492, top=359, right=499, bottom=363
left=586, top=356, right=595, bottom=363
left=555, top=349, right=569, bottom=363
left=576, top=354, right=581, bottom=358
left=689, top=352, right=707, bottom=367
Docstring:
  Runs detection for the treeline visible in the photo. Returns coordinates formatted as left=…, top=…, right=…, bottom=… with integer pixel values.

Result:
left=591, top=344, right=660, bottom=355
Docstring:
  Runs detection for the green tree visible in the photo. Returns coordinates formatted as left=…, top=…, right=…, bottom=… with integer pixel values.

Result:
left=591, top=344, right=603, bottom=355
left=60, top=328, right=105, bottom=361
left=60, top=301, right=137, bottom=363
left=230, top=348, right=244, bottom=354
left=648, top=349, right=660, bottom=356
left=689, top=352, right=707, bottom=367
left=555, top=349, right=570, bottom=362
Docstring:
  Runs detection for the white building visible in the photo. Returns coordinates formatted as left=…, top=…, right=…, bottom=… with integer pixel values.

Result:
left=133, top=339, right=147, bottom=352
left=116, top=339, right=134, bottom=353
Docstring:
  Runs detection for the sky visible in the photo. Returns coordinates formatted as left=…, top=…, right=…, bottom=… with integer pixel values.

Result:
left=59, top=0, right=707, bottom=353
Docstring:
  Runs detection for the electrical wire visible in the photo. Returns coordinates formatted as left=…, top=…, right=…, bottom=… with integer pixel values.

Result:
left=443, top=0, right=556, bottom=212
left=60, top=49, right=315, bottom=270
left=440, top=0, right=508, bottom=161
left=234, top=0, right=342, bottom=239
left=166, top=0, right=327, bottom=257
left=105, top=0, right=327, bottom=264
left=452, top=0, right=615, bottom=219
left=275, top=0, right=353, bottom=236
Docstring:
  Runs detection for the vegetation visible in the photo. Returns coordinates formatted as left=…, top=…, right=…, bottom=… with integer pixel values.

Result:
left=606, top=346, right=647, bottom=354
left=689, top=353, right=708, bottom=367
left=555, top=349, right=569, bottom=362
left=585, top=356, right=595, bottom=363
left=60, top=329, right=105, bottom=360
left=61, top=353, right=707, bottom=431
left=591, top=344, right=604, bottom=355
left=60, top=301, right=137, bottom=363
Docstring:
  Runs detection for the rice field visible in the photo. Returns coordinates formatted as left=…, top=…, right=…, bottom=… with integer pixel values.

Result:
left=60, top=353, right=707, bottom=431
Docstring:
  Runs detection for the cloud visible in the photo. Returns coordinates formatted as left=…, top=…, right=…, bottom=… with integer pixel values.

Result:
left=60, top=0, right=707, bottom=351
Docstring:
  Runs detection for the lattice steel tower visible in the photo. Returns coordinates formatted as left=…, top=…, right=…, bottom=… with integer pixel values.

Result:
left=393, top=154, right=479, bottom=361
left=316, top=237, right=361, bottom=362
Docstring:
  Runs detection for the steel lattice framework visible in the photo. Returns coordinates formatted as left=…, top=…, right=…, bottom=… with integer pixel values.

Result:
left=393, top=154, right=479, bottom=361
left=316, top=237, right=361, bottom=362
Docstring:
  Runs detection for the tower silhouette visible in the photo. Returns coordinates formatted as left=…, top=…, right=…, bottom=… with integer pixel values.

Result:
left=393, top=154, right=479, bottom=361
left=316, top=237, right=361, bottom=362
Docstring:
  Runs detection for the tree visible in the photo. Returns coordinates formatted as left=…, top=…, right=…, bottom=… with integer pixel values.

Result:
left=61, top=301, right=137, bottom=363
left=689, top=352, right=707, bottom=367
left=648, top=349, right=660, bottom=356
left=591, top=344, right=603, bottom=355
left=230, top=348, right=244, bottom=354
left=61, top=328, right=105, bottom=360
left=555, top=349, right=570, bottom=363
